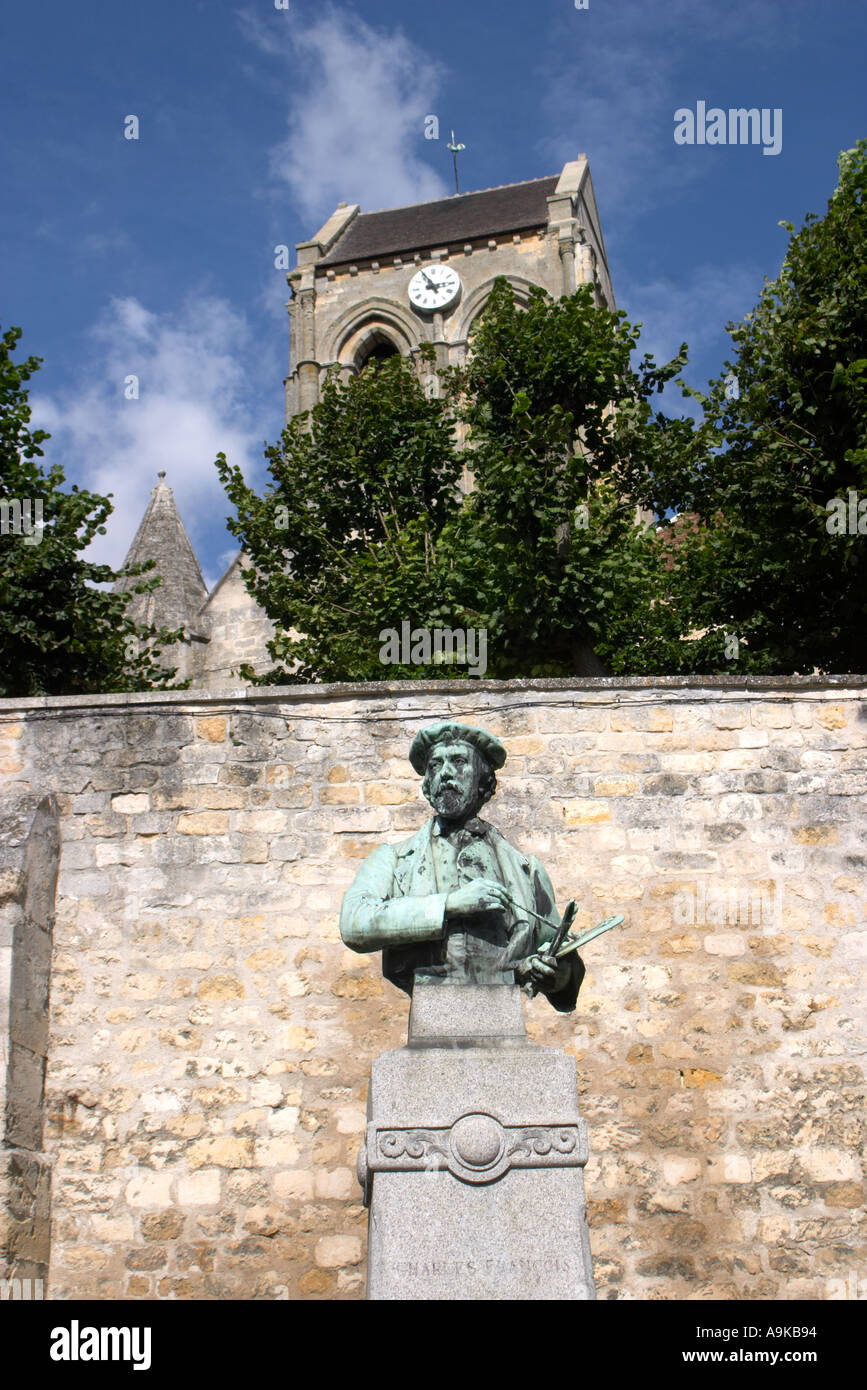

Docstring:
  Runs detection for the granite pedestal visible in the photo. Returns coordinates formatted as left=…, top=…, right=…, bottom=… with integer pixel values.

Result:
left=358, top=982, right=596, bottom=1300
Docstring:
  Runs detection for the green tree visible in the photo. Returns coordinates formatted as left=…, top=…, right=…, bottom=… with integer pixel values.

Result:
left=218, top=289, right=694, bottom=682
left=443, top=279, right=691, bottom=676
left=669, top=140, right=867, bottom=673
left=0, top=325, right=187, bottom=696
left=216, top=345, right=463, bottom=682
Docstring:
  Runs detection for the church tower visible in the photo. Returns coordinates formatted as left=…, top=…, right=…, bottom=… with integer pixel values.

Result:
left=118, top=156, right=614, bottom=688
left=284, top=155, right=613, bottom=420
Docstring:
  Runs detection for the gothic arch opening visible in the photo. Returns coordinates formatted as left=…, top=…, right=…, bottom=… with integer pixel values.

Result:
left=354, top=328, right=401, bottom=372
left=459, top=276, right=536, bottom=348
left=332, top=304, right=419, bottom=376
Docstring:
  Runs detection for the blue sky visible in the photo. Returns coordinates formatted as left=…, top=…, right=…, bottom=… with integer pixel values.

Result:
left=2, top=0, right=864, bottom=588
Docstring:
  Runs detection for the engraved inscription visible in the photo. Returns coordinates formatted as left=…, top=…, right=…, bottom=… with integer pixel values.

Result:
left=392, top=1254, right=580, bottom=1278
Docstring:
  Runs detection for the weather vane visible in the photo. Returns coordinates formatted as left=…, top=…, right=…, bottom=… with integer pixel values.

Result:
left=447, top=130, right=466, bottom=195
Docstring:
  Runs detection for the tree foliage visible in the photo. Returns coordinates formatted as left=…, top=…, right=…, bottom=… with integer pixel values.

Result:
left=217, top=344, right=462, bottom=681
left=668, top=140, right=867, bottom=673
left=0, top=325, right=187, bottom=696
left=219, top=291, right=690, bottom=682
left=443, top=280, right=689, bottom=676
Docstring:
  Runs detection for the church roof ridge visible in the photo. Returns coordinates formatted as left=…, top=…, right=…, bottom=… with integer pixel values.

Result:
left=318, top=173, right=561, bottom=269
left=197, top=550, right=242, bottom=614
left=354, top=172, right=559, bottom=219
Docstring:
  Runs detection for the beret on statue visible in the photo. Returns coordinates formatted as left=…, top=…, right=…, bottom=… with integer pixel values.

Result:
left=408, top=721, right=507, bottom=775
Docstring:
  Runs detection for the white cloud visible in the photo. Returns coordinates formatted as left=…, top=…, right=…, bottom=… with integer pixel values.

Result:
left=242, top=5, right=449, bottom=223
left=31, top=294, right=266, bottom=579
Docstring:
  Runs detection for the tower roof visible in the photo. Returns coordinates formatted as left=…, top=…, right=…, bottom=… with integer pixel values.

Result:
left=113, top=472, right=208, bottom=636
left=318, top=175, right=559, bottom=268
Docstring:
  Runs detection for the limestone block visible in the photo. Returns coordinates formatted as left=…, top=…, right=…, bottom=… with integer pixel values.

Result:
left=124, top=1172, right=175, bottom=1207
left=197, top=717, right=227, bottom=742
left=177, top=813, right=230, bottom=836
left=662, top=1156, right=702, bottom=1185
left=707, top=1155, right=752, bottom=1183
left=111, top=794, right=151, bottom=815
left=314, top=1235, right=362, bottom=1268
left=314, top=1167, right=354, bottom=1199
left=274, top=1170, right=314, bottom=1200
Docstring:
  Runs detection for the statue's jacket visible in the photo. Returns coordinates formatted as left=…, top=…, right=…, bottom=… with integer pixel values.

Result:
left=339, top=817, right=583, bottom=1011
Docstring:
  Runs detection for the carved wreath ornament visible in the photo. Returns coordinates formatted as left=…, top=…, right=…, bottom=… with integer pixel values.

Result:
left=357, top=1112, right=588, bottom=1203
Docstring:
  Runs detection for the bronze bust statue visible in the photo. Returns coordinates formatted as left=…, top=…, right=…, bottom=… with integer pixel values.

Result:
left=340, top=721, right=585, bottom=1011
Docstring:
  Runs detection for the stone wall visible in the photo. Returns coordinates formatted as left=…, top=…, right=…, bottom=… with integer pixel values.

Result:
left=0, top=678, right=864, bottom=1301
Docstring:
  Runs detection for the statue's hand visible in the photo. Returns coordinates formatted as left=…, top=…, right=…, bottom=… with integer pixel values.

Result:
left=514, top=952, right=571, bottom=994
left=445, top=878, right=511, bottom=920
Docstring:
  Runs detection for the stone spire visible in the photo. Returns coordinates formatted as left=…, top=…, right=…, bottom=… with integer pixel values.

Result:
left=114, top=474, right=209, bottom=674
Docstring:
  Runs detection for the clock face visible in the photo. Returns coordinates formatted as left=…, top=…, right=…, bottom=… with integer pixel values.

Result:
left=408, top=264, right=461, bottom=312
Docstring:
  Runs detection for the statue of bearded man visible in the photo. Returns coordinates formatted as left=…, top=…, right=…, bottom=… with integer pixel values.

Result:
left=339, top=722, right=585, bottom=1012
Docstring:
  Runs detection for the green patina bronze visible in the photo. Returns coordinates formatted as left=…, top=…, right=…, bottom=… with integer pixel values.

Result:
left=340, top=720, right=600, bottom=1012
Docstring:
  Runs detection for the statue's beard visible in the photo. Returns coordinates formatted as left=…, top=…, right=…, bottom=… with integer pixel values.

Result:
left=431, top=782, right=472, bottom=820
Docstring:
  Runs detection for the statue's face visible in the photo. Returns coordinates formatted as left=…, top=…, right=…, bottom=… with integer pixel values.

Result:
left=424, top=741, right=484, bottom=822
